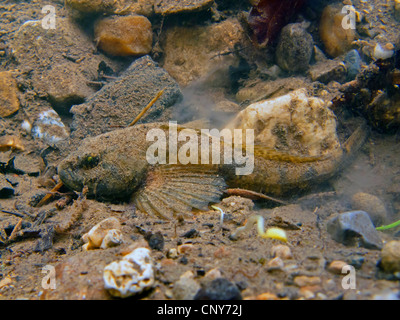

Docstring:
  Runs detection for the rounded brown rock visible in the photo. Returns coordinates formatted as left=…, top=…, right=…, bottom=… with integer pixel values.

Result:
left=381, top=241, right=400, bottom=273
left=94, top=15, right=153, bottom=56
left=319, top=4, right=356, bottom=57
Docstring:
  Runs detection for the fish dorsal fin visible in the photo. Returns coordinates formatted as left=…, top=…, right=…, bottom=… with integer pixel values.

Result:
left=133, top=164, right=226, bottom=219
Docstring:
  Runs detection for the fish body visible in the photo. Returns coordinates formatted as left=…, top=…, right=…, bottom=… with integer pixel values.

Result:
left=58, top=121, right=364, bottom=218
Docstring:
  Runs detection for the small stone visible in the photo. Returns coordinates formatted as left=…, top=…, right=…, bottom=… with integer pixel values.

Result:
left=172, top=271, right=201, bottom=300
left=177, top=243, right=194, bottom=255
left=271, top=244, right=293, bottom=260
left=194, top=278, right=242, bottom=300
left=31, top=109, right=69, bottom=146
left=203, top=268, right=223, bottom=283
left=154, top=0, right=214, bottom=15
left=381, top=241, right=400, bottom=274
left=351, top=192, right=388, bottom=227
left=103, top=247, right=155, bottom=298
left=327, top=211, right=382, bottom=250
left=319, top=4, right=356, bottom=57
left=0, top=72, right=20, bottom=117
left=0, top=175, right=14, bottom=198
left=94, top=15, right=153, bottom=57
left=267, top=257, right=284, bottom=270
left=145, top=231, right=164, bottom=251
left=182, top=228, right=199, bottom=239
left=82, top=217, right=123, bottom=250
left=327, top=260, right=348, bottom=275
left=276, top=23, right=313, bottom=72
left=167, top=248, right=178, bottom=259
left=344, top=49, right=362, bottom=81
left=293, top=276, right=321, bottom=287
left=308, top=59, right=347, bottom=84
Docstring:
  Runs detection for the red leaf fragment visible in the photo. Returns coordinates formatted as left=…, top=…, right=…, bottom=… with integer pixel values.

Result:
left=247, top=0, right=306, bottom=47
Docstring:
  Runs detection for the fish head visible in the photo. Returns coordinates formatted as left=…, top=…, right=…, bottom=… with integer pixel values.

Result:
left=58, top=131, right=148, bottom=200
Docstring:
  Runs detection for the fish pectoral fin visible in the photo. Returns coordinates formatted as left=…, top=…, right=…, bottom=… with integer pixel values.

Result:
left=133, top=164, right=226, bottom=219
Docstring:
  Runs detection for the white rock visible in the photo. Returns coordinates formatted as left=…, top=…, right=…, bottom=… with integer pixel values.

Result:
left=82, top=217, right=123, bottom=250
left=103, top=247, right=154, bottom=298
left=373, top=43, right=394, bottom=60
left=31, top=109, right=69, bottom=145
left=225, top=89, right=340, bottom=157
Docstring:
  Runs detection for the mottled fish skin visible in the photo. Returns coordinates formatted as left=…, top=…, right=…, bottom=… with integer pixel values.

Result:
left=58, top=122, right=365, bottom=217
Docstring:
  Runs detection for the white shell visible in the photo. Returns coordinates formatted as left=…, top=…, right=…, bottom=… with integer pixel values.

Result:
left=82, top=217, right=122, bottom=250
left=31, top=109, right=69, bottom=145
left=103, top=248, right=154, bottom=298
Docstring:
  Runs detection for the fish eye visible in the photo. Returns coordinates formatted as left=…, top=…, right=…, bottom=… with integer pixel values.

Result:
left=79, top=154, right=100, bottom=169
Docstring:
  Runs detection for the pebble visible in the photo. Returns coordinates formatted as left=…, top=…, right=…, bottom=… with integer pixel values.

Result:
left=344, top=49, right=362, bottom=81
left=194, top=278, right=242, bottom=300
left=154, top=0, right=214, bottom=15
left=275, top=23, right=313, bottom=72
left=351, top=192, right=388, bottom=227
left=31, top=109, right=69, bottom=146
left=177, top=243, right=194, bottom=255
left=308, top=59, right=347, bottom=84
left=380, top=241, right=400, bottom=274
left=327, top=260, right=348, bottom=275
left=167, top=248, right=178, bottom=259
left=145, top=231, right=164, bottom=251
left=293, top=276, right=321, bottom=287
left=267, top=257, right=284, bottom=270
left=271, top=244, right=293, bottom=260
left=319, top=4, right=356, bottom=57
left=172, top=271, right=201, bottom=300
left=203, top=268, right=223, bottom=283
left=327, top=211, right=383, bottom=250
left=373, top=43, right=395, bottom=60
left=0, top=71, right=20, bottom=117
left=81, top=217, right=123, bottom=250
left=0, top=175, right=14, bottom=198
left=103, top=247, right=155, bottom=298
left=94, top=15, right=153, bottom=56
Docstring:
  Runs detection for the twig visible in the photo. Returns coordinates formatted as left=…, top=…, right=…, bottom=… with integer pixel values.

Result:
left=8, top=218, right=22, bottom=241
left=128, top=88, right=166, bottom=127
left=36, top=181, right=64, bottom=207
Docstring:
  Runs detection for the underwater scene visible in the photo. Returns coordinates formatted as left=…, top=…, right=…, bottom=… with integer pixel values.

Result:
left=0, top=0, right=400, bottom=301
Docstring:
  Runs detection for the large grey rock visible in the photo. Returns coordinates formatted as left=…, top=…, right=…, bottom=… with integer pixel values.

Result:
left=327, top=211, right=383, bottom=250
left=70, top=55, right=182, bottom=140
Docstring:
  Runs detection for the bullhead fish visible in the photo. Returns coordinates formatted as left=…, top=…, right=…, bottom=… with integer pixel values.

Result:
left=58, top=121, right=365, bottom=219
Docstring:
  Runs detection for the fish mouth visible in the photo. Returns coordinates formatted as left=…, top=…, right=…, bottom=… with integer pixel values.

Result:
left=57, top=160, right=84, bottom=192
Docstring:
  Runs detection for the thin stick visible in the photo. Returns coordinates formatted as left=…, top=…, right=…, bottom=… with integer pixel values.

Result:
left=128, top=88, right=166, bottom=127
left=36, top=181, right=64, bottom=207
left=225, top=188, right=287, bottom=205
